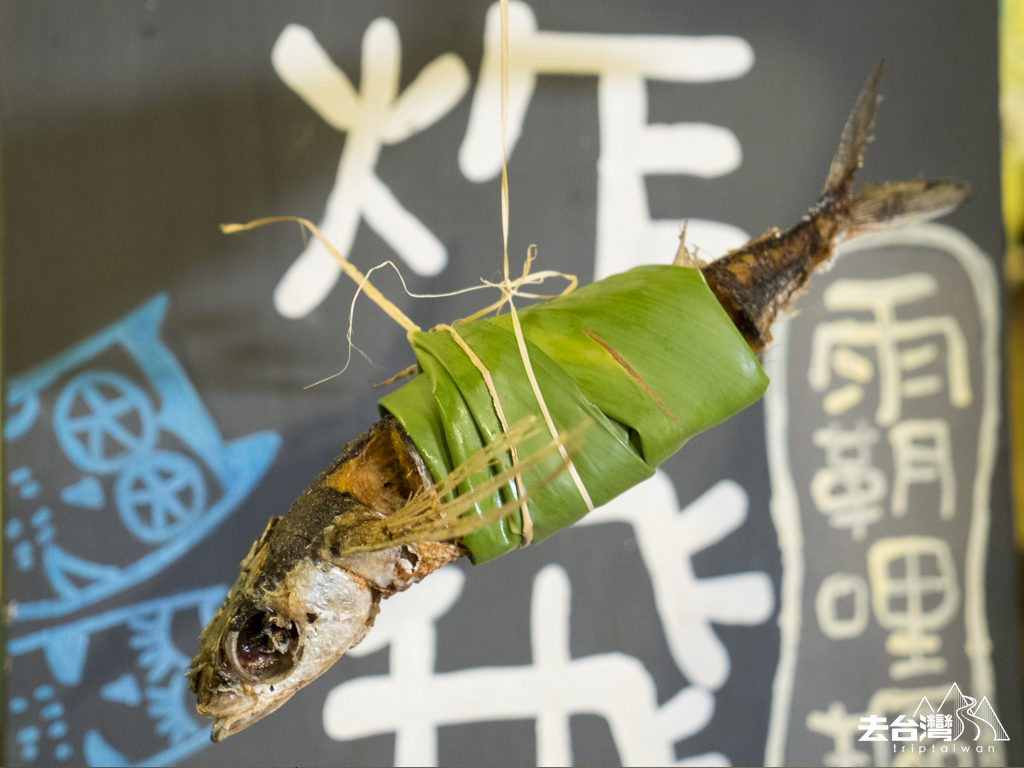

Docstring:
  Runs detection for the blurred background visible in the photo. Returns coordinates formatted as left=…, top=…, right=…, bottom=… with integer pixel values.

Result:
left=1003, top=1, right=1024, bottom=554
left=2, top=1, right=1021, bottom=765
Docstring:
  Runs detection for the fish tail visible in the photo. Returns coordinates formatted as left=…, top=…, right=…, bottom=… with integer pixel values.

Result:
left=820, top=60, right=884, bottom=202
left=843, top=178, right=971, bottom=237
left=701, top=61, right=969, bottom=352
left=820, top=59, right=970, bottom=236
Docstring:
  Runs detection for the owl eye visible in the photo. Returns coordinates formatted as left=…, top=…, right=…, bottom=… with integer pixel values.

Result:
left=224, top=611, right=299, bottom=684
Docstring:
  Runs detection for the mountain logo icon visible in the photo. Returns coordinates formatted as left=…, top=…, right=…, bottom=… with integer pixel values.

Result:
left=911, top=683, right=1010, bottom=742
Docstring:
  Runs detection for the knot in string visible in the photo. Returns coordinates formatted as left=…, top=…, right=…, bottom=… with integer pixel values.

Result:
left=457, top=246, right=577, bottom=324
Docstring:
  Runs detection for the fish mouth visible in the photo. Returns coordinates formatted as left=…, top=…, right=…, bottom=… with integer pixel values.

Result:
left=190, top=661, right=262, bottom=742
left=210, top=713, right=254, bottom=743
left=207, top=690, right=296, bottom=742
left=196, top=689, right=258, bottom=720
left=190, top=661, right=298, bottom=742
left=199, top=691, right=260, bottom=743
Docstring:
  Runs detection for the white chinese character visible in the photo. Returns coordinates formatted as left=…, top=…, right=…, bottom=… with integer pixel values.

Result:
left=888, top=418, right=956, bottom=520
left=459, top=1, right=753, bottom=278
left=922, top=712, right=953, bottom=741
left=889, top=713, right=920, bottom=742
left=867, top=537, right=960, bottom=680
left=815, top=572, right=870, bottom=639
left=806, top=702, right=873, bottom=765
left=578, top=473, right=774, bottom=691
left=810, top=421, right=887, bottom=540
left=323, top=564, right=725, bottom=766
left=856, top=714, right=889, bottom=742
left=271, top=22, right=470, bottom=317
left=808, top=274, right=972, bottom=426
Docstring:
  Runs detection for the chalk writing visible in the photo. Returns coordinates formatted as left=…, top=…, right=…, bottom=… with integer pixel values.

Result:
left=460, top=1, right=753, bottom=278
left=322, top=473, right=767, bottom=765
left=4, top=295, right=279, bottom=621
left=271, top=22, right=469, bottom=317
left=764, top=226, right=1004, bottom=766
left=7, top=586, right=226, bottom=766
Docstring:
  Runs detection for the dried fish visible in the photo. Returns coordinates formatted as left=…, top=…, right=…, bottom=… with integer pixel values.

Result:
left=188, top=63, right=968, bottom=740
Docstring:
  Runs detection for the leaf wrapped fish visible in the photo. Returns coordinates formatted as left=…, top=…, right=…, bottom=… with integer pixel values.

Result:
left=381, top=264, right=767, bottom=562
left=188, top=62, right=969, bottom=741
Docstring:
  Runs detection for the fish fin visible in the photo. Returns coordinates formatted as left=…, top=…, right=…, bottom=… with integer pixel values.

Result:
left=847, top=179, right=971, bottom=236
left=821, top=61, right=970, bottom=236
left=821, top=60, right=884, bottom=201
left=331, top=417, right=584, bottom=554
left=700, top=62, right=968, bottom=355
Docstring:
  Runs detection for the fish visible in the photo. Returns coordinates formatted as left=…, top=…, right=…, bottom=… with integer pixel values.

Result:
left=187, top=416, right=574, bottom=740
left=187, top=62, right=968, bottom=741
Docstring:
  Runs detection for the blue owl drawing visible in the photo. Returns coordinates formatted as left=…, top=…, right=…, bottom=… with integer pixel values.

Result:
left=4, top=294, right=280, bottom=621
left=7, top=586, right=228, bottom=766
left=4, top=294, right=281, bottom=766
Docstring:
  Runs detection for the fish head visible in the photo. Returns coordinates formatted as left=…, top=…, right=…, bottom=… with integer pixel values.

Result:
left=187, top=516, right=378, bottom=742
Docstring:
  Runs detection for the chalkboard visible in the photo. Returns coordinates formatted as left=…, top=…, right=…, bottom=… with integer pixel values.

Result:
left=2, top=2, right=1018, bottom=766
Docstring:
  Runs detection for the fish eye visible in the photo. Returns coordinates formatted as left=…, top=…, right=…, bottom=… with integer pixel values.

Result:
left=224, top=611, right=300, bottom=684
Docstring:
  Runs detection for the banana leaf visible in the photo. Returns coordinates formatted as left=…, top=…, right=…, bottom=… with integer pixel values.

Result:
left=379, top=264, right=768, bottom=563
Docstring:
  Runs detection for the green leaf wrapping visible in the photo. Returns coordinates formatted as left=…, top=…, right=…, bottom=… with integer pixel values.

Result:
left=378, top=264, right=768, bottom=562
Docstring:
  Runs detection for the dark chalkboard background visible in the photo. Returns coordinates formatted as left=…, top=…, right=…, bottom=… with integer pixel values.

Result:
left=2, top=2, right=1018, bottom=766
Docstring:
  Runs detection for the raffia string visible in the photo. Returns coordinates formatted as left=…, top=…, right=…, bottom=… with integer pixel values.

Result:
left=437, top=322, right=533, bottom=542
left=489, top=0, right=594, bottom=538
left=222, top=0, right=595, bottom=548
left=223, top=214, right=582, bottom=544
left=450, top=0, right=536, bottom=545
left=438, top=0, right=594, bottom=546
left=222, top=217, right=420, bottom=335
